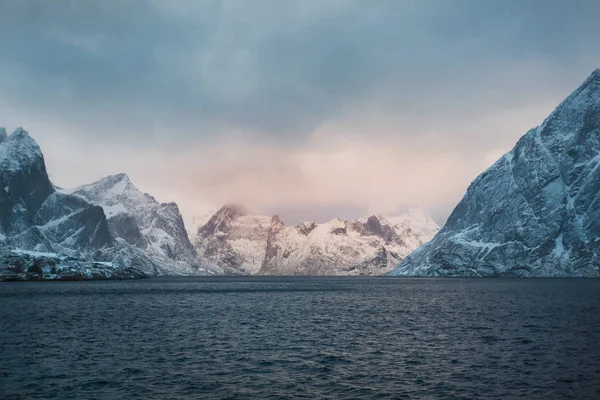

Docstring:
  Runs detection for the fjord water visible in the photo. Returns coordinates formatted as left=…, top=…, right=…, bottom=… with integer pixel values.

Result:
left=1, top=277, right=599, bottom=399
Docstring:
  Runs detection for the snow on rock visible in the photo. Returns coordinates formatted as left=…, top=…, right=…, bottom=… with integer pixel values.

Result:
left=193, top=205, right=440, bottom=275
left=64, top=173, right=222, bottom=276
left=0, top=246, right=147, bottom=280
left=0, top=127, right=220, bottom=277
left=0, top=128, right=131, bottom=277
left=389, top=68, right=600, bottom=277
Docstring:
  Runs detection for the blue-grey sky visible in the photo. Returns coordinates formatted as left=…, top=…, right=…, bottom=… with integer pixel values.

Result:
left=1, top=0, right=599, bottom=228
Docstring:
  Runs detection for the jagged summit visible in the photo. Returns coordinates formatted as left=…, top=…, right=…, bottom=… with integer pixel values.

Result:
left=68, top=173, right=136, bottom=197
left=0, top=127, right=45, bottom=171
left=390, top=68, right=600, bottom=277
left=10, top=127, right=29, bottom=138
left=0, top=127, right=7, bottom=143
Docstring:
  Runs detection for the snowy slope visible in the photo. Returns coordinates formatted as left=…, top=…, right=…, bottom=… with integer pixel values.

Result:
left=389, top=68, right=600, bottom=277
left=64, top=174, right=222, bottom=275
left=193, top=205, right=439, bottom=275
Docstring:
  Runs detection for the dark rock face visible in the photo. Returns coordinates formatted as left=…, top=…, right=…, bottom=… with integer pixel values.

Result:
left=0, top=128, right=54, bottom=234
left=347, top=247, right=401, bottom=275
left=390, top=69, right=600, bottom=277
left=108, top=213, right=143, bottom=245
left=296, top=222, right=317, bottom=236
left=34, top=192, right=112, bottom=251
left=260, top=215, right=287, bottom=275
left=330, top=226, right=347, bottom=235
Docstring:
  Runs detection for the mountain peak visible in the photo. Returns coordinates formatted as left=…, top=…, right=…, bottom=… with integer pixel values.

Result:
left=96, top=173, right=136, bottom=193
left=270, top=214, right=285, bottom=229
left=0, top=126, right=44, bottom=171
left=10, top=127, right=29, bottom=139
left=106, top=173, right=132, bottom=184
left=63, top=173, right=138, bottom=202
left=217, top=204, right=250, bottom=219
left=583, top=67, right=600, bottom=86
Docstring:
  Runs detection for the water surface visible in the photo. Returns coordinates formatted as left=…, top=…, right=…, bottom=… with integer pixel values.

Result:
left=1, top=277, right=599, bottom=399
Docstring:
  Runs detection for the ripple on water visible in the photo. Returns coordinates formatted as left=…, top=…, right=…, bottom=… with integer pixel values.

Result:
left=1, top=277, right=600, bottom=399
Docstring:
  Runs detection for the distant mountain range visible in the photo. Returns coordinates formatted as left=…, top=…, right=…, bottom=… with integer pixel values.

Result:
left=0, top=128, right=437, bottom=277
left=192, top=205, right=439, bottom=275
left=389, top=68, right=600, bottom=277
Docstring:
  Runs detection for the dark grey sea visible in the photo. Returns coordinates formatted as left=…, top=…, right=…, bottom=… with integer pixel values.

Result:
left=1, top=277, right=599, bottom=399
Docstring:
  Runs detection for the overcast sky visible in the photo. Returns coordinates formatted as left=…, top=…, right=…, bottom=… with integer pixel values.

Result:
left=1, top=0, right=600, bottom=228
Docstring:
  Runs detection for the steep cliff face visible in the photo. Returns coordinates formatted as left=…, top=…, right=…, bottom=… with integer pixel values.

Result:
left=390, top=69, right=600, bottom=277
left=193, top=205, right=439, bottom=275
left=0, top=128, right=55, bottom=235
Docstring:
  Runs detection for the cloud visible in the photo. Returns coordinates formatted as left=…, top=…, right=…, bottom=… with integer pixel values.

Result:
left=1, top=0, right=600, bottom=226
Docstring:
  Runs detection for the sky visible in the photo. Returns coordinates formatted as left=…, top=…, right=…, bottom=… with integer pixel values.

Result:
left=1, top=0, right=600, bottom=229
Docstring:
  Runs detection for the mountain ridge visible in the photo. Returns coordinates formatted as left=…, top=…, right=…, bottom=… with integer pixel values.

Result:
left=193, top=204, right=439, bottom=275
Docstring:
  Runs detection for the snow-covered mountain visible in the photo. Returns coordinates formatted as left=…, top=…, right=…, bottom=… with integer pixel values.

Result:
left=390, top=68, right=600, bottom=277
left=192, top=205, right=439, bottom=275
left=0, top=127, right=136, bottom=278
left=0, top=127, right=219, bottom=276
left=63, top=174, right=220, bottom=275
left=0, top=128, right=111, bottom=252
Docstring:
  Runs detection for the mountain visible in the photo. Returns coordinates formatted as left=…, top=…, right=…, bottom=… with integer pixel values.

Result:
left=63, top=173, right=220, bottom=275
left=0, top=127, right=140, bottom=278
left=0, top=128, right=112, bottom=253
left=192, top=205, right=439, bottom=275
left=389, top=69, right=600, bottom=277
left=0, top=127, right=218, bottom=277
